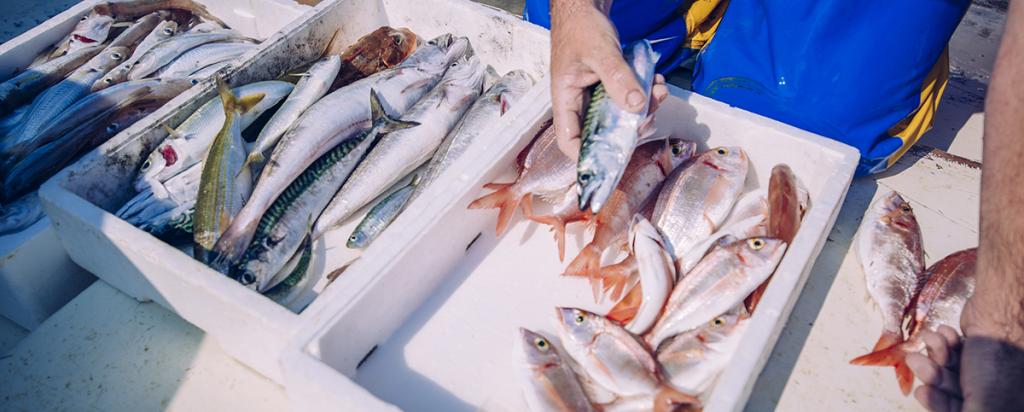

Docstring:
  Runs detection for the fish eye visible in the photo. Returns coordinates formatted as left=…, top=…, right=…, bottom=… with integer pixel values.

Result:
left=162, top=28, right=174, bottom=35
left=103, top=78, right=112, bottom=84
left=140, top=159, right=151, bottom=171
left=394, top=37, right=403, bottom=45
left=574, top=314, right=585, bottom=325
left=671, top=143, right=683, bottom=156
left=716, top=148, right=728, bottom=155
left=900, top=203, right=912, bottom=213
left=105, top=123, right=119, bottom=133
left=238, top=272, right=256, bottom=285
left=747, top=238, right=765, bottom=250
left=349, top=234, right=360, bottom=243
left=711, top=317, right=726, bottom=327
left=111, top=52, right=123, bottom=60
left=533, top=337, right=549, bottom=351
left=80, top=16, right=88, bottom=21
left=578, top=172, right=591, bottom=184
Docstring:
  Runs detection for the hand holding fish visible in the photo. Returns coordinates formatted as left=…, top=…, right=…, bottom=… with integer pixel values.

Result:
left=549, top=0, right=668, bottom=161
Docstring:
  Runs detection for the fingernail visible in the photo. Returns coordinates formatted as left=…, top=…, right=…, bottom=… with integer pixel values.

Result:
left=627, top=90, right=643, bottom=108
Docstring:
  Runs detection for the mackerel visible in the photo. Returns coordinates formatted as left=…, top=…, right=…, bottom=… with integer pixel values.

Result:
left=0, top=45, right=106, bottom=116
left=247, top=55, right=342, bottom=165
left=193, top=78, right=261, bottom=263
left=313, top=53, right=485, bottom=237
left=210, top=34, right=468, bottom=264
left=347, top=173, right=421, bottom=249
left=231, top=90, right=417, bottom=290
left=576, top=40, right=659, bottom=213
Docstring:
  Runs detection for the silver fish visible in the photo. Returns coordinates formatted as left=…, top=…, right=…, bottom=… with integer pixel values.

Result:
left=231, top=90, right=418, bottom=290
left=1, top=45, right=106, bottom=116
left=577, top=40, right=658, bottom=213
left=210, top=34, right=468, bottom=264
left=652, top=147, right=748, bottom=262
left=118, top=159, right=202, bottom=234
left=656, top=305, right=749, bottom=396
left=518, top=327, right=596, bottom=412
left=127, top=31, right=242, bottom=80
left=247, top=55, right=342, bottom=165
left=3, top=80, right=188, bottom=201
left=134, top=81, right=293, bottom=190
left=414, top=69, right=533, bottom=197
left=854, top=191, right=925, bottom=357
left=95, top=19, right=179, bottom=91
left=313, top=53, right=485, bottom=237
left=0, top=192, right=45, bottom=236
left=263, top=229, right=318, bottom=313
left=155, top=42, right=256, bottom=79
left=193, top=78, right=259, bottom=263
left=347, top=173, right=421, bottom=249
left=623, top=215, right=676, bottom=335
left=646, top=237, right=786, bottom=349
left=4, top=46, right=130, bottom=157
left=53, top=13, right=115, bottom=60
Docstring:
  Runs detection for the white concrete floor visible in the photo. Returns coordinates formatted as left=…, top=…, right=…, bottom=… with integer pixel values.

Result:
left=0, top=0, right=1002, bottom=411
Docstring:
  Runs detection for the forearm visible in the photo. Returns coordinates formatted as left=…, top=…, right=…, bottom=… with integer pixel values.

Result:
left=550, top=0, right=611, bottom=21
left=974, top=0, right=1024, bottom=342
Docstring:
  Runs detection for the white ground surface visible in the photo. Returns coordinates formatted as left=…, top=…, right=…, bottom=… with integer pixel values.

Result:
left=0, top=1, right=1001, bottom=411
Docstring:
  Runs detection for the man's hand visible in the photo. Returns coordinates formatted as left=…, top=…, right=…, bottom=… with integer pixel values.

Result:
left=549, top=0, right=669, bottom=161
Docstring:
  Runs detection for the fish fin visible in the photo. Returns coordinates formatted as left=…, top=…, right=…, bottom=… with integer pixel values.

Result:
left=243, top=150, right=265, bottom=170
left=599, top=257, right=637, bottom=302
left=467, top=182, right=523, bottom=236
left=606, top=283, right=642, bottom=324
left=564, top=243, right=601, bottom=278
left=520, top=193, right=535, bottom=218
left=370, top=89, right=419, bottom=133
left=653, top=385, right=701, bottom=412
left=870, top=330, right=903, bottom=352
left=287, top=72, right=310, bottom=78
left=744, top=275, right=773, bottom=314
left=322, top=29, right=343, bottom=57
left=637, top=113, right=657, bottom=140
left=161, top=123, right=185, bottom=139
left=216, top=76, right=264, bottom=114
left=849, top=343, right=914, bottom=395
left=237, top=93, right=266, bottom=113
left=527, top=213, right=567, bottom=261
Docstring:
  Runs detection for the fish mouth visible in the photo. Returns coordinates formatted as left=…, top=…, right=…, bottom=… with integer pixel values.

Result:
left=73, top=34, right=97, bottom=43
left=577, top=177, right=609, bottom=213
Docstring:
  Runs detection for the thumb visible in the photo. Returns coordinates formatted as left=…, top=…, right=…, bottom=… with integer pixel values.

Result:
left=588, top=44, right=646, bottom=113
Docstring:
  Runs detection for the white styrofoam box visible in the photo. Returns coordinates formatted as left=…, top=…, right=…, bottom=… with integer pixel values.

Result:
left=40, top=0, right=551, bottom=383
left=281, top=84, right=860, bottom=411
left=0, top=0, right=310, bottom=331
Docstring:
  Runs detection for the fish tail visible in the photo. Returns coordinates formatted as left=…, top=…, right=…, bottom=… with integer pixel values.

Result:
left=599, top=260, right=637, bottom=302
left=653, top=384, right=701, bottom=412
left=216, top=76, right=265, bottom=114
left=527, top=213, right=568, bottom=261
left=849, top=342, right=914, bottom=395
left=564, top=243, right=602, bottom=277
left=370, top=89, right=419, bottom=133
left=605, top=283, right=642, bottom=325
left=243, top=150, right=264, bottom=170
left=467, top=183, right=523, bottom=236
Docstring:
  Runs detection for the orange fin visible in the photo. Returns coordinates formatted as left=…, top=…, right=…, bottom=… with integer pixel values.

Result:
left=468, top=182, right=523, bottom=236
left=565, top=243, right=602, bottom=277
left=529, top=213, right=568, bottom=261
left=599, top=256, right=638, bottom=302
left=849, top=342, right=914, bottom=395
left=744, top=275, right=773, bottom=314
left=606, top=283, right=642, bottom=324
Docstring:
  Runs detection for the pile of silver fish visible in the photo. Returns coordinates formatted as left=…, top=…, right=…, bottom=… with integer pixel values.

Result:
left=466, top=40, right=811, bottom=409
left=116, top=26, right=534, bottom=312
left=849, top=191, right=977, bottom=395
left=0, top=0, right=259, bottom=235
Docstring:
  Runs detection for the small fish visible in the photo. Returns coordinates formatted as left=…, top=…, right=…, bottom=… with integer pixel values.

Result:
left=247, top=55, right=342, bottom=165
left=657, top=305, right=750, bottom=396
left=328, top=26, right=419, bottom=90
left=468, top=124, right=577, bottom=236
left=347, top=173, right=421, bottom=249
left=118, top=160, right=202, bottom=234
left=231, top=90, right=417, bottom=290
left=652, top=147, right=748, bottom=263
left=210, top=34, right=465, bottom=266
left=566, top=139, right=695, bottom=282
left=47, top=13, right=115, bottom=60
left=746, top=164, right=804, bottom=314
left=127, top=31, right=242, bottom=80
left=646, top=237, right=786, bottom=349
left=620, top=215, right=676, bottom=334
left=135, top=81, right=293, bottom=190
left=95, top=19, right=180, bottom=91
left=313, top=52, right=485, bottom=237
left=154, top=42, right=256, bottom=79
left=193, top=77, right=263, bottom=263
left=850, top=248, right=976, bottom=395
left=576, top=40, right=659, bottom=213
left=556, top=308, right=700, bottom=411
left=0, top=45, right=105, bottom=117
left=92, top=0, right=224, bottom=24
left=4, top=46, right=129, bottom=156
left=0, top=192, right=45, bottom=236
left=518, top=328, right=596, bottom=412
left=852, top=191, right=925, bottom=390
left=3, top=80, right=189, bottom=201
